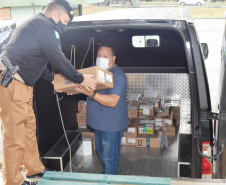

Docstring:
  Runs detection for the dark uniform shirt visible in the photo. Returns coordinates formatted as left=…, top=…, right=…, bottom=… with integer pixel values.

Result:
left=0, top=13, right=83, bottom=86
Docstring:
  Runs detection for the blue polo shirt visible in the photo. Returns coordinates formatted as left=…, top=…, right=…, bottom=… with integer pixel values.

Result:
left=86, top=64, right=128, bottom=132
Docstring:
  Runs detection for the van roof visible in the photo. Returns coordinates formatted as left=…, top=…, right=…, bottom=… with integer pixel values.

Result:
left=72, top=8, right=193, bottom=23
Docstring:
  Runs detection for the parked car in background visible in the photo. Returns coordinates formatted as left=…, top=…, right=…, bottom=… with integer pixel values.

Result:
left=179, top=0, right=204, bottom=6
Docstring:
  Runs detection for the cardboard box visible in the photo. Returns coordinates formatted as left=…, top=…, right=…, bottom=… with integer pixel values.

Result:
left=78, top=100, right=86, bottom=112
left=152, top=98, right=161, bottom=111
left=139, top=105, right=154, bottom=118
left=121, top=136, right=137, bottom=146
left=136, top=136, right=160, bottom=148
left=0, top=8, right=11, bottom=20
left=127, top=101, right=139, bottom=118
left=163, top=127, right=175, bottom=136
left=76, top=112, right=87, bottom=123
left=140, top=97, right=152, bottom=105
left=138, top=123, right=154, bottom=135
left=162, top=106, right=170, bottom=117
left=124, top=118, right=139, bottom=137
left=163, top=111, right=174, bottom=127
left=54, top=66, right=113, bottom=94
left=154, top=112, right=165, bottom=127
left=172, top=106, right=180, bottom=125
left=81, top=129, right=95, bottom=150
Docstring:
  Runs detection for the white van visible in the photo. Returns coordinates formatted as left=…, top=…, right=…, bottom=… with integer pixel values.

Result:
left=179, top=0, right=204, bottom=6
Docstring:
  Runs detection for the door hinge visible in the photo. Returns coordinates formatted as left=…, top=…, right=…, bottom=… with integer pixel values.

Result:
left=208, top=112, right=219, bottom=120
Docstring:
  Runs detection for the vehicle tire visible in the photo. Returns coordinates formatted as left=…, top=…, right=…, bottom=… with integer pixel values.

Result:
left=124, top=0, right=132, bottom=6
left=197, top=2, right=202, bottom=6
left=180, top=2, right=185, bottom=5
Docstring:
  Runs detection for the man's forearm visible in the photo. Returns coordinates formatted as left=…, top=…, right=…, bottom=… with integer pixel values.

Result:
left=93, top=93, right=120, bottom=108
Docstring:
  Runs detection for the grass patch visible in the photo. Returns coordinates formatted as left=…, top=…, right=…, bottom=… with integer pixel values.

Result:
left=82, top=5, right=226, bottom=18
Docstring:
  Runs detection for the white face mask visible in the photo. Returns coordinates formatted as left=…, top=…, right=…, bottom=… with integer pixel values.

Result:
left=96, top=57, right=110, bottom=70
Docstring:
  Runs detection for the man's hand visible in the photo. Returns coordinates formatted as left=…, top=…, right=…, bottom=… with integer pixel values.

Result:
left=80, top=74, right=97, bottom=92
left=74, top=86, right=93, bottom=96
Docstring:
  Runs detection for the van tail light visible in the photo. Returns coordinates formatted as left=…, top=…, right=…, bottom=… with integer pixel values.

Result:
left=201, top=141, right=212, bottom=179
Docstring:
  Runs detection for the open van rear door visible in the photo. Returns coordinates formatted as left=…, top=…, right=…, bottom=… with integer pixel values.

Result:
left=216, top=31, right=226, bottom=178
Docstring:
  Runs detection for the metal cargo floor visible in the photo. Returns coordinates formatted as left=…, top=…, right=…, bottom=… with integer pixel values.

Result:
left=64, top=127, right=179, bottom=178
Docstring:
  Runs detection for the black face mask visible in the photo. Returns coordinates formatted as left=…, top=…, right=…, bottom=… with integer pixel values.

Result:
left=50, top=17, right=67, bottom=34
left=57, top=20, right=67, bottom=34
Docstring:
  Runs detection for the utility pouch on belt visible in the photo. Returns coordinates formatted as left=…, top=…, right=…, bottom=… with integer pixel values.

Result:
left=0, top=57, right=20, bottom=88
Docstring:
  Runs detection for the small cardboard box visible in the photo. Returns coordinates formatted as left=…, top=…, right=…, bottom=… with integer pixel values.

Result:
left=54, top=66, right=113, bottom=94
left=154, top=112, right=165, bottom=127
left=128, top=101, right=139, bottom=118
left=172, top=106, right=180, bottom=125
left=139, top=105, right=154, bottom=118
left=136, top=136, right=160, bottom=148
left=163, top=127, right=175, bottom=136
left=77, top=112, right=87, bottom=123
left=163, top=111, right=174, bottom=127
left=152, top=98, right=161, bottom=111
left=78, top=100, right=86, bottom=112
left=162, top=106, right=170, bottom=117
left=140, top=97, right=152, bottom=105
left=124, top=118, right=139, bottom=137
left=81, top=129, right=95, bottom=150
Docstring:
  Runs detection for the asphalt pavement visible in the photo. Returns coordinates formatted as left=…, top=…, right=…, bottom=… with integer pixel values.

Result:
left=0, top=18, right=225, bottom=184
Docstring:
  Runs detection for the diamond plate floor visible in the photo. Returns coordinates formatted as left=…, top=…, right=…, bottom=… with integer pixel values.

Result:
left=65, top=127, right=179, bottom=178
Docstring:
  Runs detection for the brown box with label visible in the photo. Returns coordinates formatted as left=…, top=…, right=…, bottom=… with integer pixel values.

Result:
left=140, top=97, right=152, bottom=105
left=77, top=112, right=87, bottom=128
left=163, top=111, right=174, bottom=127
left=154, top=112, right=165, bottom=128
left=128, top=101, right=139, bottom=118
left=162, top=106, right=170, bottom=117
left=124, top=118, right=139, bottom=137
left=163, top=127, right=176, bottom=136
left=136, top=135, right=160, bottom=148
left=121, top=136, right=137, bottom=146
left=78, top=100, right=86, bottom=112
left=138, top=124, right=154, bottom=135
left=139, top=105, right=154, bottom=118
left=54, top=66, right=113, bottom=94
left=172, top=106, right=180, bottom=125
left=152, top=98, right=161, bottom=111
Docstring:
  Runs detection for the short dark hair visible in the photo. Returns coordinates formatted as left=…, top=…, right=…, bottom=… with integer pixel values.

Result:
left=97, top=44, right=116, bottom=57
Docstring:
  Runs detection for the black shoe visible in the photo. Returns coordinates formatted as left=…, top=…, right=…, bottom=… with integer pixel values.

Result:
left=26, top=168, right=47, bottom=178
left=22, top=180, right=38, bottom=185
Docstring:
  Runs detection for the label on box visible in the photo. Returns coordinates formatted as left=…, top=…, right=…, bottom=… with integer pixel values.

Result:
left=164, top=119, right=172, bottom=125
left=143, top=108, right=150, bottom=115
left=106, top=74, right=112, bottom=82
left=146, top=127, right=154, bottom=134
left=128, top=138, right=136, bottom=144
left=155, top=103, right=158, bottom=107
left=98, top=70, right=105, bottom=82
left=128, top=128, right=135, bottom=133
left=155, top=119, right=162, bottom=122
left=121, top=137, right=126, bottom=144
left=139, top=127, right=143, bottom=133
left=155, top=122, right=162, bottom=127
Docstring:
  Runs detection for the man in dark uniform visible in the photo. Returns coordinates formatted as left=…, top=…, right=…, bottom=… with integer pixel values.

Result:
left=0, top=0, right=96, bottom=185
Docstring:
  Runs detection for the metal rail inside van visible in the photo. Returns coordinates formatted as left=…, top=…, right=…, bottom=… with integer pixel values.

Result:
left=33, top=8, right=225, bottom=179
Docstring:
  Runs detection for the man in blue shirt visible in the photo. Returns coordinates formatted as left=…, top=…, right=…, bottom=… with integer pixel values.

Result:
left=75, top=44, right=128, bottom=174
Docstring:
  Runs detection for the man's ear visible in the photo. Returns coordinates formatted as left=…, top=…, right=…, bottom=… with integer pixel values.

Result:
left=51, top=11, right=59, bottom=22
left=113, top=56, right=116, bottom=63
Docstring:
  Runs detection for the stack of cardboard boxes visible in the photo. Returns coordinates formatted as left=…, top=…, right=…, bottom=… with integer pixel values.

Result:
left=123, top=97, right=180, bottom=148
left=77, top=100, right=87, bottom=129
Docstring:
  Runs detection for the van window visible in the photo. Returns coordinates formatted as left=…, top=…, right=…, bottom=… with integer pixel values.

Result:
left=132, top=35, right=160, bottom=48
